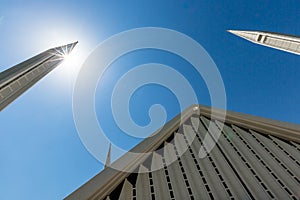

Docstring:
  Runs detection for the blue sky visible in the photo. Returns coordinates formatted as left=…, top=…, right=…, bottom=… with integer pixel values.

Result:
left=0, top=1, right=300, bottom=199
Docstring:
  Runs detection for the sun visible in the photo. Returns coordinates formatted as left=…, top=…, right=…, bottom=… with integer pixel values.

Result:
left=45, top=40, right=91, bottom=91
left=59, top=42, right=86, bottom=76
left=61, top=42, right=79, bottom=67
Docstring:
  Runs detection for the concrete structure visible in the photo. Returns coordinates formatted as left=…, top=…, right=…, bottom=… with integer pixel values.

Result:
left=66, top=105, right=300, bottom=200
left=0, top=42, right=77, bottom=111
left=228, top=30, right=300, bottom=55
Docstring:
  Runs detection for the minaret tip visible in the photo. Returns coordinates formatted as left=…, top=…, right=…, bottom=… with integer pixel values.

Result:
left=227, top=30, right=241, bottom=35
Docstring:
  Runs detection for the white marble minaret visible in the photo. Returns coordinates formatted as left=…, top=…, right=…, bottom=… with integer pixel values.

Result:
left=0, top=42, right=77, bottom=111
left=228, top=30, right=300, bottom=55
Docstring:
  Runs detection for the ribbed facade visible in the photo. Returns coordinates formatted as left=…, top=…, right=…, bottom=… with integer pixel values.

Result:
left=66, top=105, right=300, bottom=200
left=0, top=42, right=77, bottom=111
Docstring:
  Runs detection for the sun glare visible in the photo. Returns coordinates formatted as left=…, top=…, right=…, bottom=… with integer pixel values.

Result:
left=30, top=24, right=94, bottom=91
left=47, top=40, right=90, bottom=91
left=62, top=46, right=78, bottom=68
left=59, top=42, right=87, bottom=78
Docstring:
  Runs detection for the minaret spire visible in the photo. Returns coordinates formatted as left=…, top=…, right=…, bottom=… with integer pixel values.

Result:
left=228, top=30, right=300, bottom=55
left=0, top=42, right=78, bottom=111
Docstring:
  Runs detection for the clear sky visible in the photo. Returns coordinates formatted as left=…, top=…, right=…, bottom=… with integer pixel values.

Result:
left=0, top=1, right=300, bottom=199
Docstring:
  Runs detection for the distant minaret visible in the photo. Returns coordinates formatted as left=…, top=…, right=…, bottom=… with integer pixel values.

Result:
left=228, top=30, right=300, bottom=55
left=105, top=143, right=112, bottom=168
left=0, top=42, right=78, bottom=111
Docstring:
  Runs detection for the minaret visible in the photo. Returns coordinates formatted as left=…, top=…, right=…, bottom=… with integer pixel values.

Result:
left=228, top=30, right=300, bottom=55
left=0, top=42, right=78, bottom=111
left=105, top=143, right=112, bottom=168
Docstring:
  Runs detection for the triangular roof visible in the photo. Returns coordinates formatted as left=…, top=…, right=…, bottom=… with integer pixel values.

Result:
left=65, top=104, right=300, bottom=200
